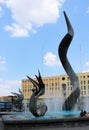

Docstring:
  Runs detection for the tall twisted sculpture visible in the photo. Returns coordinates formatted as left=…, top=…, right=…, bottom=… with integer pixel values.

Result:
left=58, top=11, right=80, bottom=110
left=11, top=88, right=24, bottom=112
left=27, top=71, right=47, bottom=117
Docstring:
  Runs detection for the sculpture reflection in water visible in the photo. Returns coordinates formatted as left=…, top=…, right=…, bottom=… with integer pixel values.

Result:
left=27, top=71, right=47, bottom=117
left=11, top=88, right=24, bottom=112
left=58, top=11, right=80, bottom=110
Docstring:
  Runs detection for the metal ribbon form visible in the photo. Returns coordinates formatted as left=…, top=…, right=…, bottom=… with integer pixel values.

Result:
left=58, top=11, right=80, bottom=110
left=27, top=71, right=47, bottom=117
left=11, top=88, right=24, bottom=112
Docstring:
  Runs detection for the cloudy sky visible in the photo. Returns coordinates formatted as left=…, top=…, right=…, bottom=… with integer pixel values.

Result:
left=0, top=0, right=89, bottom=96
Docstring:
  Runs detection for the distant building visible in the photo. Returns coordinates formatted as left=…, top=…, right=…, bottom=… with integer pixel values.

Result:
left=0, top=96, right=13, bottom=111
left=0, top=96, right=13, bottom=101
left=0, top=95, right=21, bottom=112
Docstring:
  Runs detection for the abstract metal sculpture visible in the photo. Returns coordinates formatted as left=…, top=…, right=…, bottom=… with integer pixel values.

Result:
left=58, top=11, right=80, bottom=110
left=11, top=88, right=24, bottom=112
left=27, top=71, right=47, bottom=117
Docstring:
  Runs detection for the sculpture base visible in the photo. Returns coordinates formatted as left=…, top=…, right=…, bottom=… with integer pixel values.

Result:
left=1, top=115, right=89, bottom=130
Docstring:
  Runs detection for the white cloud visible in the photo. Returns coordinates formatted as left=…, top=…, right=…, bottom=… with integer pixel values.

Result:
left=5, top=23, right=30, bottom=37
left=0, top=0, right=65, bottom=37
left=43, top=52, right=61, bottom=67
left=0, top=78, right=21, bottom=96
left=0, top=56, right=6, bottom=71
left=85, top=61, right=89, bottom=67
left=0, top=6, right=3, bottom=17
left=0, top=0, right=5, bottom=3
left=86, top=6, right=89, bottom=13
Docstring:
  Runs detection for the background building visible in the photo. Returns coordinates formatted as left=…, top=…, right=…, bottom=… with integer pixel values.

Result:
left=22, top=72, right=89, bottom=99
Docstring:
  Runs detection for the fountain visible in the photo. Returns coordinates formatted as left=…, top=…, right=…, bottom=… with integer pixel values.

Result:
left=0, top=11, right=89, bottom=130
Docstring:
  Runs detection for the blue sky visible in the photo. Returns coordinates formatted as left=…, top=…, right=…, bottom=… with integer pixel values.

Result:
left=0, top=0, right=89, bottom=96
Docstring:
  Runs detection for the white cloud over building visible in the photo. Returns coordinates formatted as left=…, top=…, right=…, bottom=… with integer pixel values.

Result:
left=0, top=0, right=65, bottom=37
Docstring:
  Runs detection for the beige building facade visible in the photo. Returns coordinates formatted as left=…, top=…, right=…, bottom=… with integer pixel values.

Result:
left=22, top=72, right=89, bottom=101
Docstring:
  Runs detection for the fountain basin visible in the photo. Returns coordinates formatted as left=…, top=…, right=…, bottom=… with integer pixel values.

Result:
left=1, top=111, right=89, bottom=130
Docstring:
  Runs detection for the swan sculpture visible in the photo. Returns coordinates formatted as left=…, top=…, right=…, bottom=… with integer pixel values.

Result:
left=11, top=88, right=24, bottom=111
left=27, top=71, right=47, bottom=117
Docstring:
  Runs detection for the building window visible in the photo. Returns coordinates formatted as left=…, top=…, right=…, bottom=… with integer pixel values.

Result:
left=52, top=83, right=54, bottom=86
left=62, top=84, right=66, bottom=90
left=81, top=81, right=83, bottom=84
left=55, top=83, right=57, bottom=86
left=84, top=81, right=86, bottom=84
left=83, top=76, right=85, bottom=78
left=67, top=77, right=69, bottom=80
left=67, top=82, right=69, bottom=86
left=46, top=84, right=48, bottom=87
left=84, top=86, right=86, bottom=90
left=80, top=76, right=82, bottom=79
left=88, top=80, right=89, bottom=84
left=62, top=77, right=65, bottom=80
left=81, top=86, right=83, bottom=90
